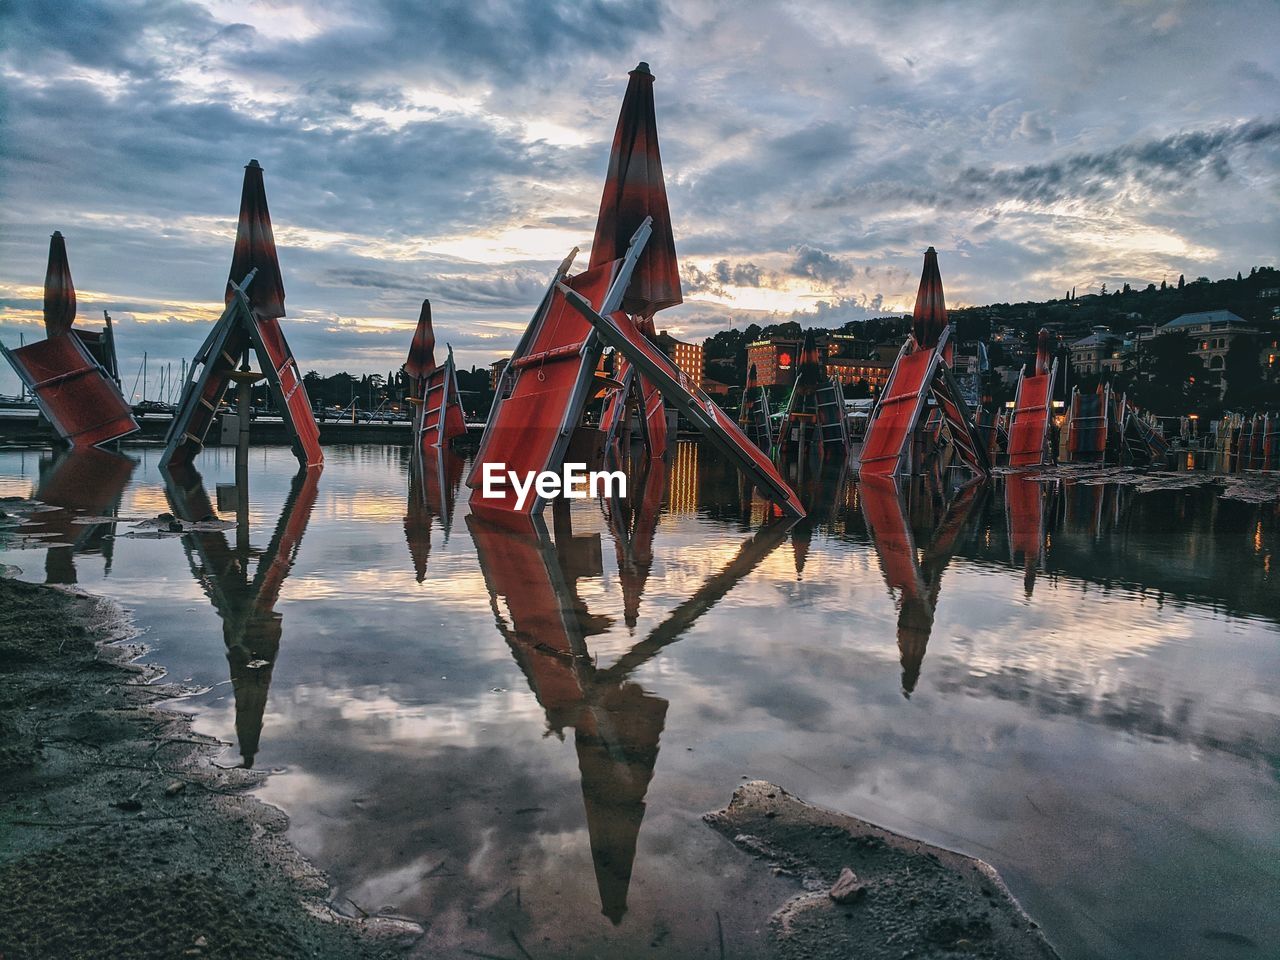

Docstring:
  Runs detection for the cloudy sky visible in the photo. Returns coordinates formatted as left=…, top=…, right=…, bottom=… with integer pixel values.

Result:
left=1, top=0, right=1277, bottom=398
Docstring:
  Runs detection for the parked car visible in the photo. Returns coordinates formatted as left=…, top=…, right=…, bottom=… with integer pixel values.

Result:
left=133, top=400, right=174, bottom=416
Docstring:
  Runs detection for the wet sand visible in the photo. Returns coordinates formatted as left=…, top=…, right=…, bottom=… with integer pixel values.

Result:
left=0, top=577, right=419, bottom=960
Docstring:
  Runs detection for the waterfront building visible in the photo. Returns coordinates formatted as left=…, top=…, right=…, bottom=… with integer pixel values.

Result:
left=747, top=334, right=894, bottom=390
left=745, top=337, right=801, bottom=387
left=653, top=331, right=704, bottom=390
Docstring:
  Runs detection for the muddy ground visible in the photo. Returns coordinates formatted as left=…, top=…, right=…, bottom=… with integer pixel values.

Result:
left=0, top=577, right=420, bottom=960
left=706, top=781, right=1060, bottom=960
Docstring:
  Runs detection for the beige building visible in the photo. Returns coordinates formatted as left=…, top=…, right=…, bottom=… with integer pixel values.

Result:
left=1069, top=326, right=1122, bottom=374
left=1158, top=310, right=1252, bottom=375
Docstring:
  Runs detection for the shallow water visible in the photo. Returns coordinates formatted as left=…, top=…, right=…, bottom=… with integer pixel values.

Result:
left=1, top=442, right=1276, bottom=959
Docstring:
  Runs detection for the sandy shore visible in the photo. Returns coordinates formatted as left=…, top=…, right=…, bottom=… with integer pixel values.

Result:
left=0, top=577, right=420, bottom=960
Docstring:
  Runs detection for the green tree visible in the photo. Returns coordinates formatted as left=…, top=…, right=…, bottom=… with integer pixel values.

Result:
left=1222, top=333, right=1264, bottom=410
left=1130, top=332, right=1212, bottom=415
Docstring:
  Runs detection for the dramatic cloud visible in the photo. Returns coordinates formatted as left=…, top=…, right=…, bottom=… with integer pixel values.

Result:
left=788, top=245, right=855, bottom=285
left=947, top=120, right=1280, bottom=208
left=0, top=0, right=1277, bottom=394
left=713, top=260, right=764, bottom=288
left=321, top=267, right=548, bottom=309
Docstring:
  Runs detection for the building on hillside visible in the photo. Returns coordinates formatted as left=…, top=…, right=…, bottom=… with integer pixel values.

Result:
left=1158, top=310, right=1253, bottom=375
left=654, top=331, right=704, bottom=390
left=1069, top=326, right=1122, bottom=375
left=705, top=355, right=737, bottom=384
left=748, top=334, right=896, bottom=390
left=822, top=334, right=891, bottom=391
left=1130, top=324, right=1158, bottom=351
left=746, top=337, right=802, bottom=387
left=824, top=357, right=894, bottom=392
left=489, top=358, right=509, bottom=390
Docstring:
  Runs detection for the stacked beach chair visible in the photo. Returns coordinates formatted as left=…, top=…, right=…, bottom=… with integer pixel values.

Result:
left=469, top=65, right=803, bottom=525
left=402, top=299, right=466, bottom=452
left=738, top=363, right=773, bottom=456
left=858, top=248, right=991, bottom=480
left=1006, top=329, right=1058, bottom=468
left=162, top=160, right=322, bottom=471
left=775, top=330, right=849, bottom=461
left=2, top=231, right=138, bottom=449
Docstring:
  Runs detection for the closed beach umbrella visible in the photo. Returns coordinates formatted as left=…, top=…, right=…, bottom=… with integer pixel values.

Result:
left=589, top=62, right=682, bottom=323
left=795, top=329, right=822, bottom=388
left=227, top=159, right=286, bottom=319
left=911, top=246, right=947, bottom=349
left=405, top=474, right=433, bottom=583
left=576, top=683, right=667, bottom=924
left=404, top=299, right=438, bottom=388
left=43, top=230, right=76, bottom=337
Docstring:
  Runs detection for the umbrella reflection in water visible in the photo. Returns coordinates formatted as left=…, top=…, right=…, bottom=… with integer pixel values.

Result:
left=162, top=463, right=319, bottom=768
left=603, top=455, right=668, bottom=630
left=468, top=500, right=795, bottom=925
left=860, top=474, right=987, bottom=696
left=1005, top=474, right=1053, bottom=596
left=405, top=446, right=465, bottom=582
left=23, top=447, right=135, bottom=584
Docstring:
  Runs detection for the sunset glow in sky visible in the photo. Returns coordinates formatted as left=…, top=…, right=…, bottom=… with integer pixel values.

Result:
left=1, top=0, right=1277, bottom=397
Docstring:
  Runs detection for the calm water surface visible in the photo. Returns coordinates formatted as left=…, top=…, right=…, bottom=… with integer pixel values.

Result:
left=1, top=442, right=1276, bottom=959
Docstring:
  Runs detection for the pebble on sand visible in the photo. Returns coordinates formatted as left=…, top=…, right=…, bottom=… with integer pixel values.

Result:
left=829, top=867, right=866, bottom=904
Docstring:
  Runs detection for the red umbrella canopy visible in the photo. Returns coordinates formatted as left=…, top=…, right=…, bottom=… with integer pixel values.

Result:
left=43, top=231, right=76, bottom=337
left=227, top=159, right=286, bottom=319
left=589, top=62, right=682, bottom=320
left=911, top=247, right=947, bottom=349
left=1034, top=328, right=1053, bottom=375
left=404, top=299, right=438, bottom=384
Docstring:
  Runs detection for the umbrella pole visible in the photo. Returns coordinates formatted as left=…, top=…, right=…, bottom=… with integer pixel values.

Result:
left=237, top=353, right=252, bottom=548
left=231, top=349, right=265, bottom=544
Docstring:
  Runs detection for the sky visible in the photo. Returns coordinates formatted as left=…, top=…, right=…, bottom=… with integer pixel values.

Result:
left=1, top=0, right=1277, bottom=399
